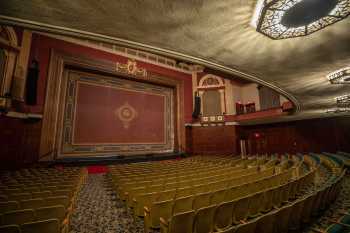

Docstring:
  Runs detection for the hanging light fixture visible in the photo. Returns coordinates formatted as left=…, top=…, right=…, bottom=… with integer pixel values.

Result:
left=251, top=0, right=350, bottom=40
left=327, top=67, right=350, bottom=84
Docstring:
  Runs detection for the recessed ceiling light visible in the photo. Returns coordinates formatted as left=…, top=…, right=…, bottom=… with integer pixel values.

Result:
left=327, top=67, right=350, bottom=84
left=251, top=0, right=350, bottom=40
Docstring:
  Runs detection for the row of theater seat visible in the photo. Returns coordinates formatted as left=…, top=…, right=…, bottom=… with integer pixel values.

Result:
left=146, top=157, right=313, bottom=233
left=0, top=167, right=87, bottom=233
left=111, top=158, right=265, bottom=202
left=135, top=165, right=293, bottom=219
left=108, top=155, right=308, bottom=233
left=214, top=162, right=345, bottom=233
left=158, top=154, right=345, bottom=233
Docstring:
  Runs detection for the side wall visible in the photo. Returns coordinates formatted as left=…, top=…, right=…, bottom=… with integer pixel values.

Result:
left=241, top=117, right=350, bottom=154
left=186, top=125, right=239, bottom=155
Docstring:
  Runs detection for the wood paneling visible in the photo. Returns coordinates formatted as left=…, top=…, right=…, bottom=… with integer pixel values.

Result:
left=0, top=115, right=42, bottom=169
left=186, top=125, right=238, bottom=155
left=241, top=117, right=350, bottom=155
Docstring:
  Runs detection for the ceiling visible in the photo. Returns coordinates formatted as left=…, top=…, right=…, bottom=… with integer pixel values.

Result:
left=0, top=0, right=349, bottom=121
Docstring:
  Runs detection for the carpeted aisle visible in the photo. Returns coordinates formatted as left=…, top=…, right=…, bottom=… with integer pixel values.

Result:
left=69, top=173, right=144, bottom=233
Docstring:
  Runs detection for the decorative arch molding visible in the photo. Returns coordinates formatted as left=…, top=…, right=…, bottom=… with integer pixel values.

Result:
left=3, top=26, right=18, bottom=46
left=198, top=74, right=224, bottom=89
left=0, top=15, right=301, bottom=113
left=198, top=74, right=226, bottom=116
left=0, top=25, right=18, bottom=97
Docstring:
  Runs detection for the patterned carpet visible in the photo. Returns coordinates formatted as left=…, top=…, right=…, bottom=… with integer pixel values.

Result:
left=69, top=167, right=349, bottom=233
left=69, top=174, right=144, bottom=233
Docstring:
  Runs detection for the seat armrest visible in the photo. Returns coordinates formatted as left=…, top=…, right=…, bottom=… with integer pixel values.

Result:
left=160, top=217, right=169, bottom=233
left=160, top=217, right=168, bottom=227
left=309, top=227, right=324, bottom=233
left=144, top=206, right=150, bottom=213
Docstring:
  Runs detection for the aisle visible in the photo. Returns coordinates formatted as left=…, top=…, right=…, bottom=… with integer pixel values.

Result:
left=69, top=174, right=144, bottom=233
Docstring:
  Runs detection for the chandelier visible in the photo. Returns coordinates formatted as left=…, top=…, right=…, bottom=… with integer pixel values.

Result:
left=251, top=0, right=350, bottom=40
left=327, top=67, right=350, bottom=84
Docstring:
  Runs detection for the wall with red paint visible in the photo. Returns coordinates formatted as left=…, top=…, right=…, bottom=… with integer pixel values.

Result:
left=24, top=34, right=193, bottom=119
left=240, top=117, right=350, bottom=155
left=2, top=28, right=193, bottom=166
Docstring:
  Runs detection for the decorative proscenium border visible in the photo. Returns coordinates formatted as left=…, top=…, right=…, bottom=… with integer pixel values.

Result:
left=40, top=50, right=185, bottom=160
left=60, top=71, right=174, bottom=156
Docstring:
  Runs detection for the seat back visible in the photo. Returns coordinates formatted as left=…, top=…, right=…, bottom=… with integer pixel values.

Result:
left=210, top=189, right=226, bottom=205
left=157, top=189, right=176, bottom=202
left=324, top=223, right=345, bottom=233
left=232, top=195, right=250, bottom=224
left=261, top=188, right=274, bottom=213
left=31, top=191, right=51, bottom=199
left=301, top=194, right=316, bottom=224
left=247, top=192, right=264, bottom=218
left=193, top=204, right=216, bottom=233
left=193, top=192, right=211, bottom=210
left=274, top=204, right=292, bottom=233
left=21, top=219, right=60, bottom=233
left=0, top=225, right=21, bottom=233
left=36, top=205, right=66, bottom=222
left=168, top=210, right=195, bottom=233
left=45, top=196, right=69, bottom=208
left=288, top=199, right=304, bottom=232
left=2, top=209, right=35, bottom=225
left=134, top=192, right=158, bottom=217
left=0, top=201, right=20, bottom=214
left=149, top=184, right=164, bottom=193
left=274, top=185, right=285, bottom=207
left=148, top=200, right=174, bottom=228
left=8, top=193, right=31, bottom=202
left=234, top=218, right=258, bottom=233
left=20, top=198, right=45, bottom=210
left=213, top=200, right=235, bottom=231
left=173, top=196, right=194, bottom=215
left=254, top=212, right=275, bottom=233
left=176, top=187, right=192, bottom=199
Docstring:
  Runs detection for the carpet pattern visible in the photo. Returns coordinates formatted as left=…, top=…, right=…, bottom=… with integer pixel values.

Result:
left=69, top=174, right=145, bottom=233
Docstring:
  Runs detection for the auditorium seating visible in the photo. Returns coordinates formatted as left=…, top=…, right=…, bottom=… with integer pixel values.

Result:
left=107, top=153, right=347, bottom=233
left=0, top=167, right=87, bottom=233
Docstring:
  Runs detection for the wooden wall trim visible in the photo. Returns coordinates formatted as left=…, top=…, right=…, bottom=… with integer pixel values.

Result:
left=39, top=49, right=186, bottom=159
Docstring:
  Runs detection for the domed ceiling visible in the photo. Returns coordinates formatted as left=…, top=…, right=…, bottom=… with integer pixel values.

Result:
left=0, top=0, right=349, bottom=122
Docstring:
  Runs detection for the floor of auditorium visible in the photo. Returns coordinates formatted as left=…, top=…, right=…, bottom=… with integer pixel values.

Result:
left=68, top=165, right=350, bottom=233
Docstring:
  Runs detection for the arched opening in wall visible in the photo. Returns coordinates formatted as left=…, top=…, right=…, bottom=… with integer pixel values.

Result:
left=0, top=49, right=5, bottom=88
left=0, top=26, right=18, bottom=99
left=202, top=89, right=222, bottom=116
left=198, top=74, right=225, bottom=118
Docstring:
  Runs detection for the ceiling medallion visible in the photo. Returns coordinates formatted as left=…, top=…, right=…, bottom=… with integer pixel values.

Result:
left=251, top=0, right=350, bottom=40
left=327, top=67, right=350, bottom=84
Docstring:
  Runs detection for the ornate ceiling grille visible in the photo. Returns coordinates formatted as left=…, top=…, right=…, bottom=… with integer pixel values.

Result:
left=327, top=67, right=350, bottom=84
left=251, top=0, right=350, bottom=39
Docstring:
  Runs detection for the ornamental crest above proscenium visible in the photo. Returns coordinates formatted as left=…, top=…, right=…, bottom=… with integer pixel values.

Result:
left=116, top=59, right=147, bottom=78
